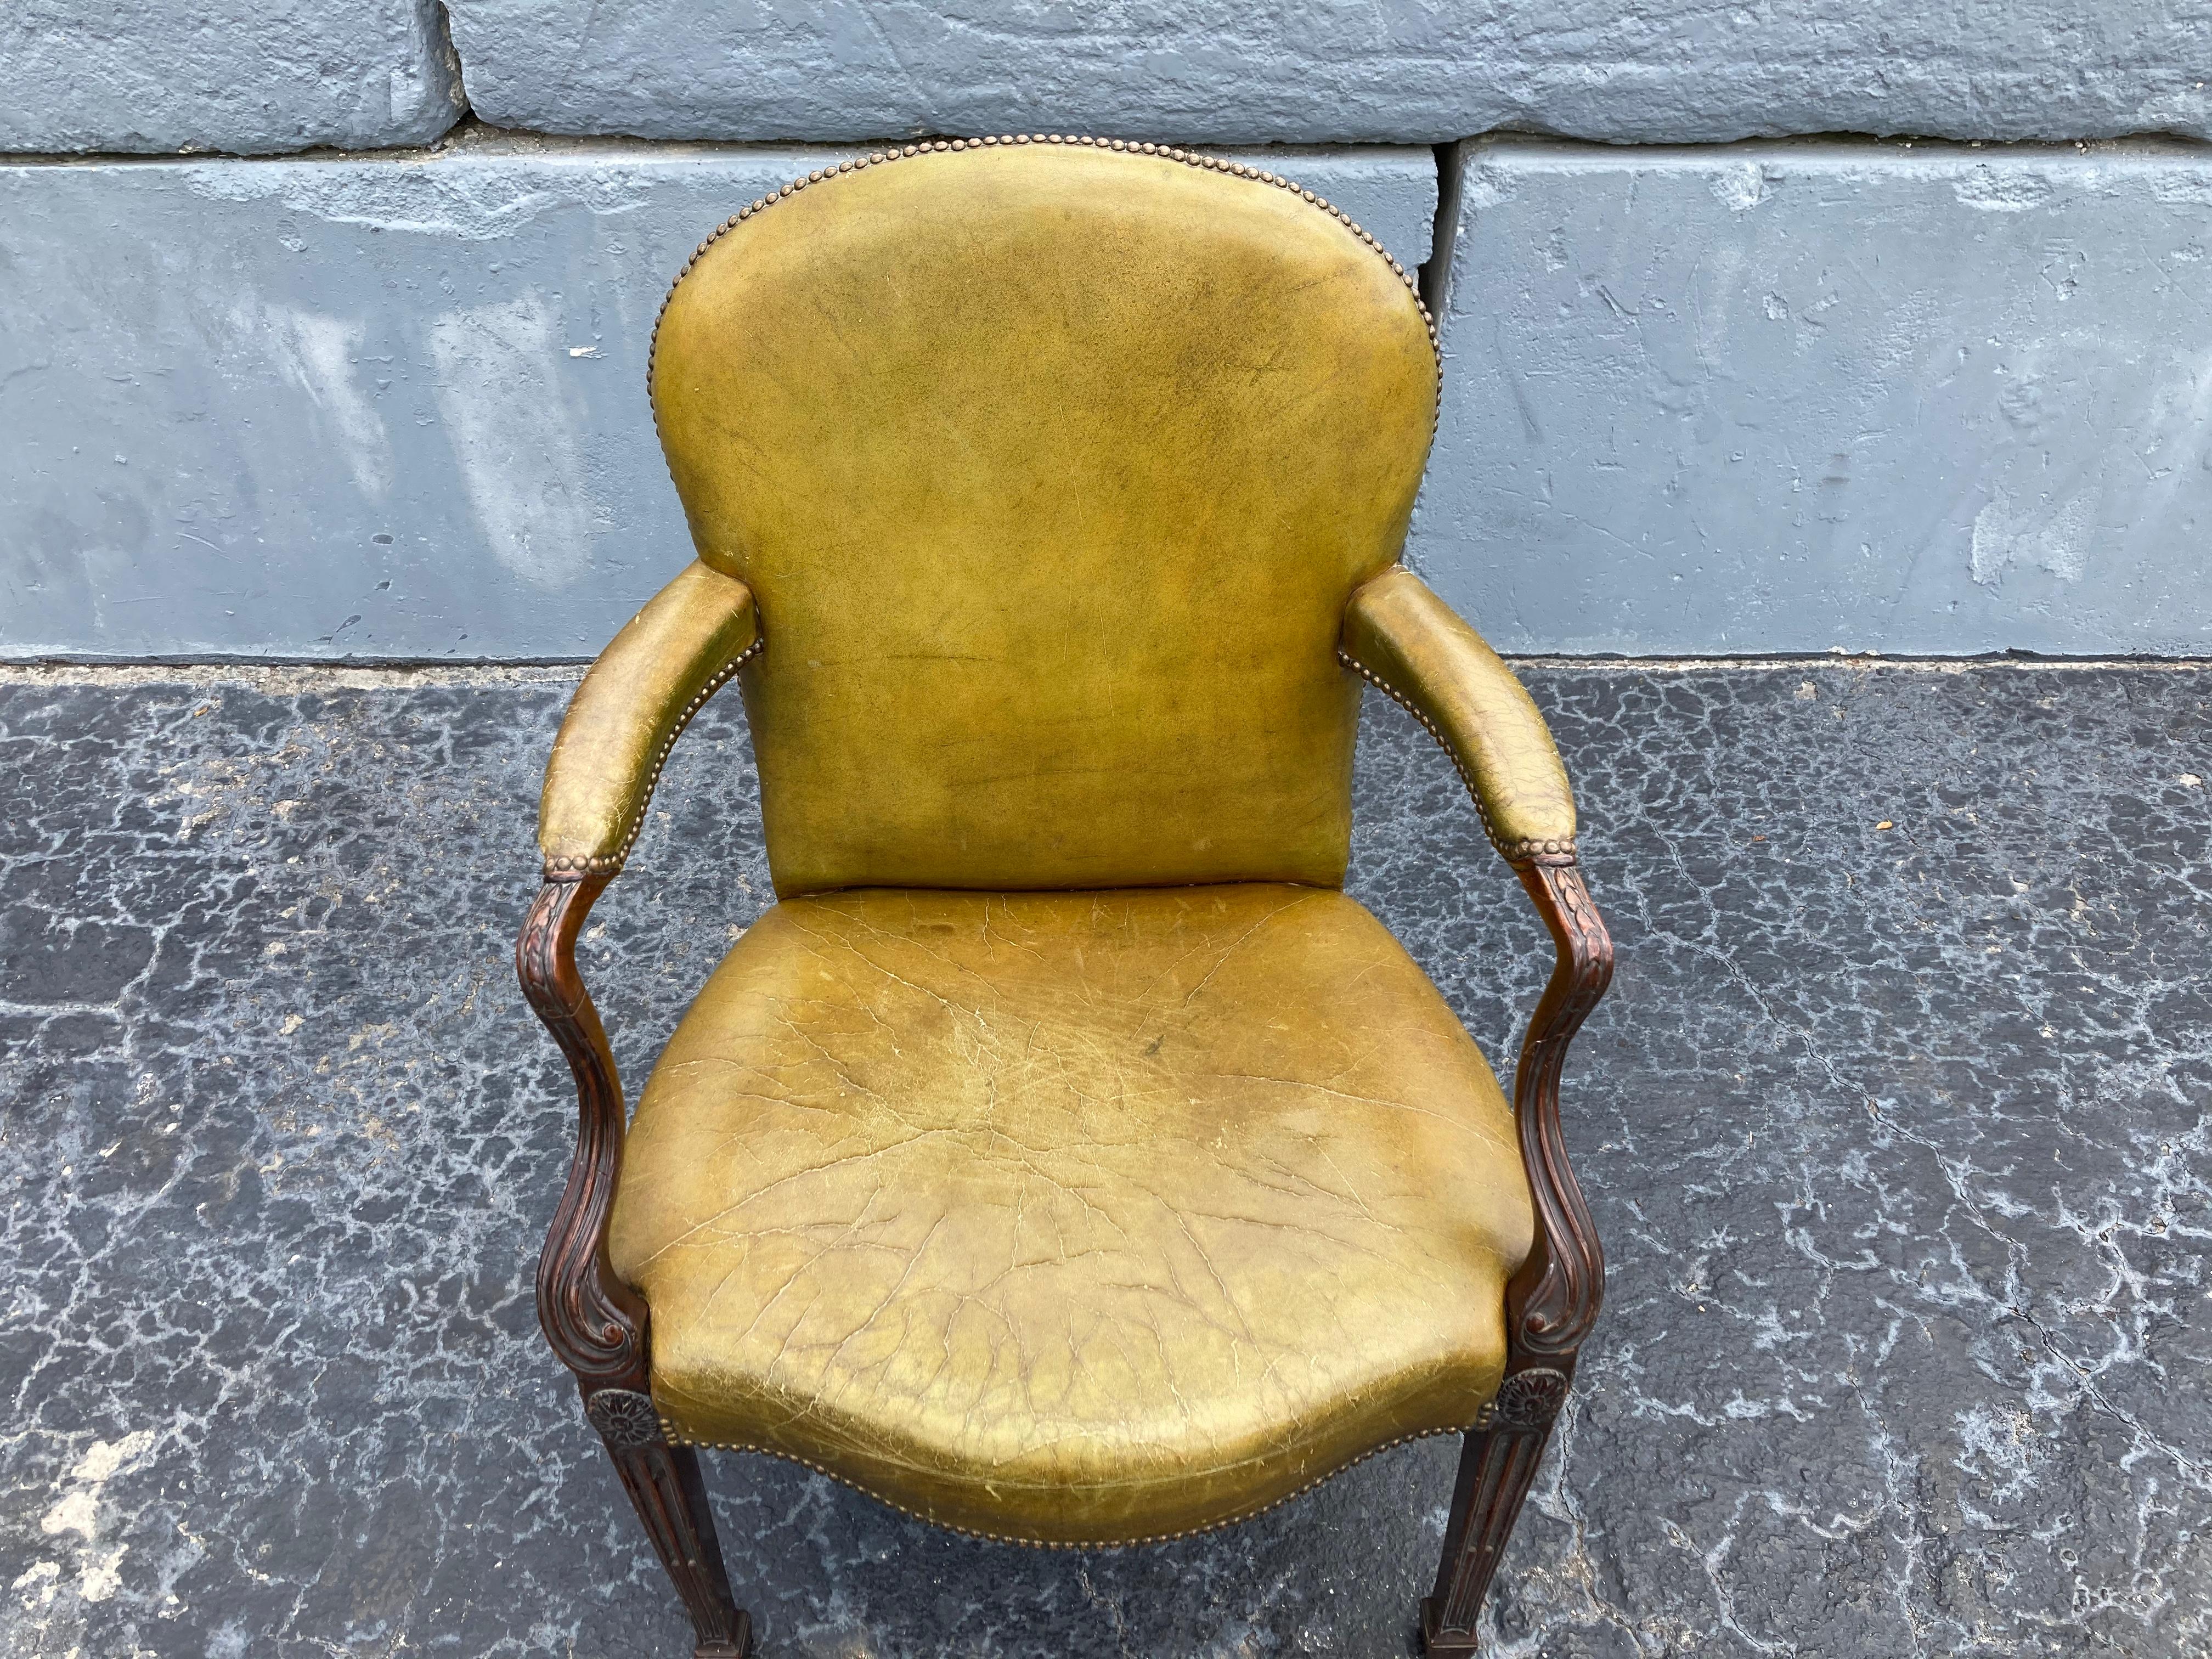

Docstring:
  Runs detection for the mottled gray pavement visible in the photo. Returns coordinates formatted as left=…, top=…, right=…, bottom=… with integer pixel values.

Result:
left=1, top=661, right=2206, bottom=1658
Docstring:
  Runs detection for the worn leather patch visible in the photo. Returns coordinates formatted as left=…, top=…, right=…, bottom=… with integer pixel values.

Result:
left=608, top=883, right=1531, bottom=1543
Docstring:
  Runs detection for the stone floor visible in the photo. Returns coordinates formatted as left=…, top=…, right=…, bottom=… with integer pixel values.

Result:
left=1, top=661, right=2205, bottom=1658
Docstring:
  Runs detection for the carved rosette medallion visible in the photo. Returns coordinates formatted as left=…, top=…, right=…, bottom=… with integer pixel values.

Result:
left=1489, top=1367, right=1570, bottom=1432
left=585, top=1387, right=665, bottom=1450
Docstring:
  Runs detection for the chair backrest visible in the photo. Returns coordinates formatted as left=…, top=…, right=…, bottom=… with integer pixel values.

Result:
left=650, top=138, right=1439, bottom=897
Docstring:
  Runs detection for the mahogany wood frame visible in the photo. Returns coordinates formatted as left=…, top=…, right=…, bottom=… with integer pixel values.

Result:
left=518, top=871, right=752, bottom=1657
left=516, top=839, right=1610, bottom=1659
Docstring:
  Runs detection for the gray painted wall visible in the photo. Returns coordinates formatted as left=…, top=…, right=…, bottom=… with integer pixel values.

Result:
left=0, top=137, right=1437, bottom=660
left=443, top=1, right=2212, bottom=146
left=12, top=2, right=2205, bottom=157
left=0, top=0, right=462, bottom=155
left=5, top=5, right=2208, bottom=659
left=1408, top=137, right=2212, bottom=657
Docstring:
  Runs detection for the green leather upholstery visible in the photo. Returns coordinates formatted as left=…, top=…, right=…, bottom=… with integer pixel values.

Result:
left=607, top=885, right=1531, bottom=1543
left=1340, top=566, right=1577, bottom=861
left=649, top=139, right=1438, bottom=898
left=534, top=138, right=1585, bottom=1548
left=540, top=561, right=758, bottom=874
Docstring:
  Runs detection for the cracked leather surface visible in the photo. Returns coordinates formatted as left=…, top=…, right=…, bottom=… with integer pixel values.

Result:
left=1341, top=566, right=1576, bottom=855
left=537, top=561, right=757, bottom=871
left=649, top=143, right=1438, bottom=898
left=606, top=883, right=1531, bottom=1543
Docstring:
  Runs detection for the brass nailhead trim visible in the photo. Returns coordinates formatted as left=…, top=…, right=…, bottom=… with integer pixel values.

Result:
left=542, top=635, right=764, bottom=881
left=543, top=854, right=622, bottom=877
left=657, top=1418, right=1470, bottom=1549
left=645, top=134, right=1443, bottom=444
left=1337, top=649, right=1577, bottom=866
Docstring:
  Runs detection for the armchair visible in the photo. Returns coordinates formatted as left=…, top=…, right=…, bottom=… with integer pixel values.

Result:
left=516, top=136, right=1611, bottom=1657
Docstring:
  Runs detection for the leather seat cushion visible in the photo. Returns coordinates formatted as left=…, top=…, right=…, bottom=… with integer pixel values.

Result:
left=606, top=884, right=1532, bottom=1543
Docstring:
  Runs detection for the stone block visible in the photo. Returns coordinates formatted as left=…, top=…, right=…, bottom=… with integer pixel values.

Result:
left=0, top=136, right=1434, bottom=659
left=1409, top=137, right=2212, bottom=656
left=442, top=1, right=2212, bottom=146
left=0, top=0, right=463, bottom=155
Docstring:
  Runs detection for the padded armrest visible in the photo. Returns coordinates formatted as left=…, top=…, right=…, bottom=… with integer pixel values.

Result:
left=1339, top=567, right=1577, bottom=863
left=539, top=562, right=760, bottom=877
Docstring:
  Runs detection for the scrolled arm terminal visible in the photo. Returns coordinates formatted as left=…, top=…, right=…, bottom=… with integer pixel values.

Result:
left=539, top=561, right=761, bottom=879
left=1338, top=566, right=1576, bottom=865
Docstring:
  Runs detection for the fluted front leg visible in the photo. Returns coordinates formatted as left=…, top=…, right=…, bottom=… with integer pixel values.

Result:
left=1421, top=1367, right=1572, bottom=1655
left=588, top=1391, right=752, bottom=1657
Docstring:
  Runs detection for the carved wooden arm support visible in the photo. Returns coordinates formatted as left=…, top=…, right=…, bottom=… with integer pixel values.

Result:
left=1505, top=858, right=1613, bottom=1359
left=517, top=870, right=653, bottom=1397
left=1339, top=567, right=1613, bottom=1361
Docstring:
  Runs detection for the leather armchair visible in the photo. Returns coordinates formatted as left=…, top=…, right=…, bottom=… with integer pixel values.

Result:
left=517, top=135, right=1611, bottom=1658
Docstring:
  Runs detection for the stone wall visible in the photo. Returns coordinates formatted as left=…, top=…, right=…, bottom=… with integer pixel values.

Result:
left=0, top=0, right=462, bottom=154
left=1412, top=138, right=2212, bottom=656
left=439, top=1, right=2211, bottom=146
left=3, top=4, right=2207, bottom=657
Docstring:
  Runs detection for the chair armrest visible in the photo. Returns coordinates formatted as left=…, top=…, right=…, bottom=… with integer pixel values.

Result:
left=1341, top=566, right=1611, bottom=1360
left=1338, top=566, right=1576, bottom=865
left=521, top=560, right=758, bottom=1402
left=539, top=561, right=761, bottom=878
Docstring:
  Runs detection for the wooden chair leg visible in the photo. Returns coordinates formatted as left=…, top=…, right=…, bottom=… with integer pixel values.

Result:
left=1420, top=1364, right=1572, bottom=1656
left=587, top=1390, right=753, bottom=1658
